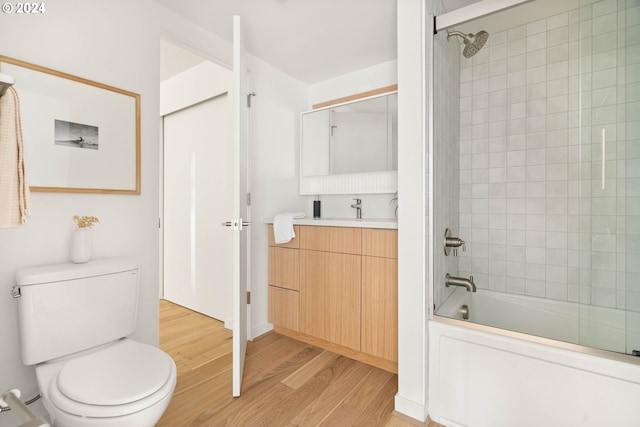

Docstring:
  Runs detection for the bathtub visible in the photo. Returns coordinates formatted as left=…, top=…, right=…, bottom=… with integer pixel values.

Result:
left=429, top=288, right=640, bottom=426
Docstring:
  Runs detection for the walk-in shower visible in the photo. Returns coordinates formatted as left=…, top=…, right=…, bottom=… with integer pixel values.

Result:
left=428, top=0, right=640, bottom=425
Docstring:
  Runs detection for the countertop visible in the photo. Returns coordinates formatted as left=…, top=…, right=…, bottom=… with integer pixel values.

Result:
left=264, top=216, right=397, bottom=229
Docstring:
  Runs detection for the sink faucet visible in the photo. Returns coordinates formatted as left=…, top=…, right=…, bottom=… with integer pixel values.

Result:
left=351, top=198, right=362, bottom=219
left=445, top=273, right=477, bottom=292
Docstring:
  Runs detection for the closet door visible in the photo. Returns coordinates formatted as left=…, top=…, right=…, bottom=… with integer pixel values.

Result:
left=163, top=93, right=232, bottom=321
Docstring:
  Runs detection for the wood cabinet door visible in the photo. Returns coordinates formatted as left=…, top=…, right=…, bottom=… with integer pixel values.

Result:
left=361, top=256, right=398, bottom=362
left=300, top=249, right=361, bottom=350
left=268, top=286, right=299, bottom=331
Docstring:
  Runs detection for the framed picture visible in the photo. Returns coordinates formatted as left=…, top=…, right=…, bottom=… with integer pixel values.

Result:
left=0, top=56, right=140, bottom=194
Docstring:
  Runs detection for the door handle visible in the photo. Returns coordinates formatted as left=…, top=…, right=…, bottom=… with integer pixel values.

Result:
left=221, top=219, right=252, bottom=230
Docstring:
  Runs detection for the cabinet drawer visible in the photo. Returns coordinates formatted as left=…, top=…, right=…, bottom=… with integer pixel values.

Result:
left=268, top=247, right=299, bottom=291
left=362, top=228, right=398, bottom=258
left=268, top=286, right=299, bottom=331
left=268, top=224, right=300, bottom=248
left=299, top=226, right=361, bottom=254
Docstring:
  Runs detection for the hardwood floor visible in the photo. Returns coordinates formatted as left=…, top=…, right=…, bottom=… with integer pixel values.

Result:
left=158, top=300, right=442, bottom=427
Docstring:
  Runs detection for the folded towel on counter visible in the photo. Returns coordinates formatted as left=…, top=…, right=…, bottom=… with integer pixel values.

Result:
left=0, top=87, right=30, bottom=228
left=273, top=212, right=305, bottom=244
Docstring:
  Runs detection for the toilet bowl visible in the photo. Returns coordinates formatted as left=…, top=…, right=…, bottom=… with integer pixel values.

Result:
left=35, top=339, right=176, bottom=427
left=14, top=258, right=177, bottom=427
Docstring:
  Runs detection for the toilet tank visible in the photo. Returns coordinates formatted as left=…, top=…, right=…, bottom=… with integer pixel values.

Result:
left=15, top=257, right=139, bottom=366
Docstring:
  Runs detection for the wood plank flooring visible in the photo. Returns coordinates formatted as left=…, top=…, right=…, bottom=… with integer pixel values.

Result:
left=157, top=300, right=442, bottom=427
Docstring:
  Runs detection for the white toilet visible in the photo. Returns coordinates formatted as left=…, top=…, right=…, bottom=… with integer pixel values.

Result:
left=14, top=258, right=177, bottom=427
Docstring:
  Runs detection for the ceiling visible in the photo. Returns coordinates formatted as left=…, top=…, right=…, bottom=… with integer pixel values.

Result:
left=154, top=0, right=480, bottom=84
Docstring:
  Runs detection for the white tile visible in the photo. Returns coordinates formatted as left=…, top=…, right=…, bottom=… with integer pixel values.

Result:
left=526, top=148, right=547, bottom=165
left=492, top=30, right=508, bottom=45
left=547, top=164, right=569, bottom=181
left=508, top=54, right=526, bottom=72
left=546, top=78, right=569, bottom=97
left=547, top=44, right=569, bottom=64
left=489, top=136, right=507, bottom=152
left=490, top=59, right=507, bottom=76
left=548, top=26, right=569, bottom=47
left=547, top=214, right=568, bottom=232
left=508, top=70, right=526, bottom=88
left=525, top=279, right=546, bottom=297
left=547, top=112, right=569, bottom=131
left=527, top=116, right=547, bottom=133
left=547, top=61, right=569, bottom=80
left=527, top=65, right=547, bottom=84
left=508, top=165, right=526, bottom=182
left=526, top=99, right=546, bottom=116
left=489, top=89, right=507, bottom=106
left=473, top=63, right=490, bottom=79
left=508, top=25, right=527, bottom=41
left=473, top=78, right=489, bottom=94
left=527, top=197, right=547, bottom=215
left=592, top=49, right=618, bottom=72
left=508, top=38, right=526, bottom=56
left=528, top=18, right=547, bottom=36
left=527, top=82, right=547, bottom=100
left=526, top=214, right=546, bottom=231
left=489, top=75, right=507, bottom=92
left=547, top=231, right=568, bottom=249
left=526, top=262, right=546, bottom=280
left=546, top=181, right=568, bottom=198
left=490, top=43, right=508, bottom=60
left=507, top=261, right=526, bottom=278
left=548, top=12, right=569, bottom=30
left=527, top=181, right=546, bottom=197
left=489, top=121, right=507, bottom=138
left=527, top=32, right=547, bottom=52
left=508, top=134, right=526, bottom=151
left=526, top=164, right=547, bottom=181
left=593, top=12, right=618, bottom=36
left=593, top=31, right=618, bottom=54
left=547, top=146, right=569, bottom=164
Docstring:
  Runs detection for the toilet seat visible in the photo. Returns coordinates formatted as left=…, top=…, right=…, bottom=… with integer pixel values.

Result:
left=48, top=340, right=176, bottom=418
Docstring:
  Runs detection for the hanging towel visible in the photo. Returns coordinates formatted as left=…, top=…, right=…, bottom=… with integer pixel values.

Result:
left=0, top=87, right=30, bottom=228
left=273, top=212, right=305, bottom=244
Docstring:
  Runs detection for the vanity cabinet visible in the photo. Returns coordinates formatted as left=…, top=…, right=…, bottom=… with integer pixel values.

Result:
left=267, top=224, right=398, bottom=373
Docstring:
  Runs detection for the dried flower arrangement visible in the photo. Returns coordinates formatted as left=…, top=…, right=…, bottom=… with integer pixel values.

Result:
left=73, top=215, right=100, bottom=228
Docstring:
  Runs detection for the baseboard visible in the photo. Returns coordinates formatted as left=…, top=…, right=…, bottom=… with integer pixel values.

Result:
left=394, top=393, right=428, bottom=423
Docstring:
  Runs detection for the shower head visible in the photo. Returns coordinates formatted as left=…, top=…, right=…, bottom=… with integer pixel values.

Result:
left=447, top=30, right=489, bottom=58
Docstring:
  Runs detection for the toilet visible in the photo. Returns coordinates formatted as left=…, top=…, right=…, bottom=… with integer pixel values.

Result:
left=14, top=258, right=177, bottom=427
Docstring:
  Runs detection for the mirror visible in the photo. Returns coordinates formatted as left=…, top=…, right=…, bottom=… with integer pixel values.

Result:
left=300, top=91, right=398, bottom=195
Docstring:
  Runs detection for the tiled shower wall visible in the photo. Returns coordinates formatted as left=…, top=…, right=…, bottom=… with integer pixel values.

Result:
left=457, top=0, right=640, bottom=311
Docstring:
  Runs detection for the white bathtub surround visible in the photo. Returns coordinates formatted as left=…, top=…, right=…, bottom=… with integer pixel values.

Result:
left=429, top=320, right=640, bottom=427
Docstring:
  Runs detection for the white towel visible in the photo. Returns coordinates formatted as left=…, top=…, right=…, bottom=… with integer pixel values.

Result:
left=273, top=212, right=305, bottom=244
left=0, top=87, right=30, bottom=228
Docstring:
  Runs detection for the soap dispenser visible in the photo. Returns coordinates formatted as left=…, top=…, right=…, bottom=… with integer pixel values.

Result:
left=313, top=195, right=321, bottom=218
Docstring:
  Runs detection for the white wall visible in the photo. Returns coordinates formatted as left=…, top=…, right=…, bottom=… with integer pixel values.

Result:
left=396, top=0, right=429, bottom=420
left=0, top=1, right=160, bottom=424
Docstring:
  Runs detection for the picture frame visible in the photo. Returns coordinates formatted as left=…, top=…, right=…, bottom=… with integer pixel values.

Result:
left=0, top=55, right=140, bottom=194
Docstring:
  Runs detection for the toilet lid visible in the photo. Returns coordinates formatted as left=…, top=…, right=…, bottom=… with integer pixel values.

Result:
left=56, top=340, right=173, bottom=406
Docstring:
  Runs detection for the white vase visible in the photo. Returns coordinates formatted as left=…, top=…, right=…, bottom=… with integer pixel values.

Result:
left=70, top=228, right=92, bottom=263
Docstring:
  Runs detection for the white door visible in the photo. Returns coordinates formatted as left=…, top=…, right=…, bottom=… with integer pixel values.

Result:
left=230, top=14, right=250, bottom=397
left=163, top=94, right=232, bottom=321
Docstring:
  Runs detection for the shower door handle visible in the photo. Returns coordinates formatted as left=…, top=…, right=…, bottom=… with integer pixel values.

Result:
left=601, top=128, right=606, bottom=190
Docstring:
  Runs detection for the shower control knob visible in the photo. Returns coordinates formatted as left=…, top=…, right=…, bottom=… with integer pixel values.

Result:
left=444, top=228, right=466, bottom=256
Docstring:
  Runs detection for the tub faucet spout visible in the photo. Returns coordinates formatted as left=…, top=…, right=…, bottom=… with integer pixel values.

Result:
left=445, top=273, right=477, bottom=292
